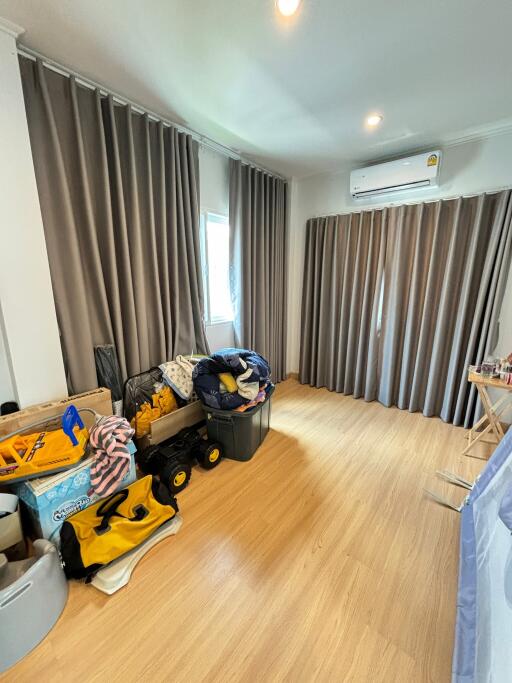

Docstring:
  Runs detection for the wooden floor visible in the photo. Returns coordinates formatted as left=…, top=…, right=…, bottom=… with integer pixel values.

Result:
left=4, top=379, right=486, bottom=683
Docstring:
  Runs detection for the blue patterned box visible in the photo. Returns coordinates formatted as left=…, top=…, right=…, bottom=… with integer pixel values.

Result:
left=12, top=442, right=136, bottom=546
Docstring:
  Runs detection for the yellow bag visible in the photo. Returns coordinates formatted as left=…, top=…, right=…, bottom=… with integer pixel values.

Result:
left=60, top=476, right=178, bottom=579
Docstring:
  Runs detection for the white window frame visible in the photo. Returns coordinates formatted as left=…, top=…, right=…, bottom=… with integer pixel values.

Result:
left=200, top=210, right=233, bottom=326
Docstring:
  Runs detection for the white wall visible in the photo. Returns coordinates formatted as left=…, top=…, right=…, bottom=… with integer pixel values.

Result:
left=287, top=131, right=512, bottom=373
left=198, top=146, right=235, bottom=350
left=0, top=20, right=68, bottom=407
left=0, top=310, right=15, bottom=405
left=286, top=176, right=302, bottom=373
left=199, top=145, right=229, bottom=216
left=205, top=321, right=234, bottom=351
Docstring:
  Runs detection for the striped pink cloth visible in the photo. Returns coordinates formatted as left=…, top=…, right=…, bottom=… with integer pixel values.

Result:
left=89, top=416, right=135, bottom=497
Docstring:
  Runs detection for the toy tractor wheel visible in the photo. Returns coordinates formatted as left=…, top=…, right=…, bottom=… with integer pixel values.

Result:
left=135, top=445, right=161, bottom=475
left=160, top=460, right=192, bottom=494
left=197, top=440, right=223, bottom=470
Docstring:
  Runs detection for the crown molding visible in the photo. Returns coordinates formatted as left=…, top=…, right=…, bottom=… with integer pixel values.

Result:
left=296, top=118, right=512, bottom=181
left=0, top=17, right=25, bottom=39
left=441, top=118, right=512, bottom=148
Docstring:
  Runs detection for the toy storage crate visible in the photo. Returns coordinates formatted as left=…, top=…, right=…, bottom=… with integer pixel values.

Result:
left=203, top=385, right=274, bottom=462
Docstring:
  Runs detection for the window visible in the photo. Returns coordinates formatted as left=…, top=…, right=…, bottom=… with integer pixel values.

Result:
left=200, top=212, right=233, bottom=324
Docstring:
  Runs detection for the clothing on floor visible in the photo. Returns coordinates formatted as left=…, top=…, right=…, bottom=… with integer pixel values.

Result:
left=160, top=356, right=195, bottom=400
left=235, top=364, right=260, bottom=401
left=192, top=348, right=271, bottom=411
left=218, top=372, right=238, bottom=393
left=234, top=385, right=268, bottom=412
left=89, top=416, right=135, bottom=497
left=130, top=385, right=178, bottom=439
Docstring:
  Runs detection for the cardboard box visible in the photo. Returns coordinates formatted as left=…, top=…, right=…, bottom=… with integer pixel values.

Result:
left=12, top=442, right=137, bottom=545
left=0, top=388, right=113, bottom=438
left=138, top=400, right=205, bottom=448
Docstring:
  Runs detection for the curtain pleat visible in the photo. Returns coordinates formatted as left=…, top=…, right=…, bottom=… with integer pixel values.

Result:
left=229, top=159, right=288, bottom=381
left=20, top=56, right=208, bottom=393
left=300, top=191, right=512, bottom=426
left=456, top=193, right=512, bottom=426
left=300, top=211, right=387, bottom=395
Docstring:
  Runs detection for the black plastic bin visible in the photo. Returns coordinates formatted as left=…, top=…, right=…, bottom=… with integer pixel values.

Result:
left=202, top=385, right=274, bottom=461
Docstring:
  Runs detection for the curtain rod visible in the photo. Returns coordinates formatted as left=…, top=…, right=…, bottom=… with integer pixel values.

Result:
left=17, top=45, right=288, bottom=182
left=308, top=186, right=512, bottom=221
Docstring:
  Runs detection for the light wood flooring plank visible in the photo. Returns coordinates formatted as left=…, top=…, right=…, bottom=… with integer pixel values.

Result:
left=3, top=379, right=483, bottom=683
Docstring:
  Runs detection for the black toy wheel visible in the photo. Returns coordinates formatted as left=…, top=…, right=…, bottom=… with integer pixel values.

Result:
left=135, top=445, right=161, bottom=475
left=160, top=460, right=192, bottom=494
left=197, top=440, right=223, bottom=470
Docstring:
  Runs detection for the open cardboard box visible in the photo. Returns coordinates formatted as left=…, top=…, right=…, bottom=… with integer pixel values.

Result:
left=0, top=388, right=113, bottom=437
left=137, top=400, right=205, bottom=448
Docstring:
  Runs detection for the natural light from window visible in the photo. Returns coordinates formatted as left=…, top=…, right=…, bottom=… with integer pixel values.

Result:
left=202, top=212, right=233, bottom=324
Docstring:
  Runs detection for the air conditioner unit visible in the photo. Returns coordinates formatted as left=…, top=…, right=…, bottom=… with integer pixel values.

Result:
left=350, top=150, right=441, bottom=199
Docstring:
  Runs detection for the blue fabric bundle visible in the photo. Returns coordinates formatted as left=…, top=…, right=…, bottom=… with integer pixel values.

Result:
left=499, top=483, right=512, bottom=532
left=192, top=348, right=271, bottom=410
left=452, top=427, right=512, bottom=682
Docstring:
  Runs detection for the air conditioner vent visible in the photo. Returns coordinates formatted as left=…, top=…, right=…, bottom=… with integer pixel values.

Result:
left=350, top=151, right=441, bottom=199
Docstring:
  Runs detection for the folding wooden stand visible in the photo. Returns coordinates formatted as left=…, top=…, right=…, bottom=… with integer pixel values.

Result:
left=463, top=372, right=512, bottom=457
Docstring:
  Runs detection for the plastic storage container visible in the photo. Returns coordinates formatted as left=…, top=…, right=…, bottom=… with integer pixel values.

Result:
left=0, top=539, right=68, bottom=673
left=203, top=386, right=274, bottom=461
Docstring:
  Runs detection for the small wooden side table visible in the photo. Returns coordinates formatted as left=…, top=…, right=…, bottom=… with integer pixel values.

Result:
left=463, top=372, right=512, bottom=456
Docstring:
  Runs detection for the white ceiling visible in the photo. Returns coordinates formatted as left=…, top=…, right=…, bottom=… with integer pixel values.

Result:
left=1, top=0, right=512, bottom=178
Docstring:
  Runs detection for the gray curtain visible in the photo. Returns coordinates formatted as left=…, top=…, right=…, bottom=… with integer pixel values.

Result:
left=20, top=57, right=208, bottom=393
left=299, top=211, right=386, bottom=398
left=300, top=191, right=512, bottom=426
left=229, top=159, right=288, bottom=381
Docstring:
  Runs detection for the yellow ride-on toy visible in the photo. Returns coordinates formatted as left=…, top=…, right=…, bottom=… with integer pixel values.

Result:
left=0, top=406, right=89, bottom=484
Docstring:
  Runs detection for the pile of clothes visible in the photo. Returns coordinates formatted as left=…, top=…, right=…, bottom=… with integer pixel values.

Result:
left=89, top=415, right=135, bottom=497
left=159, top=355, right=197, bottom=401
left=192, top=348, right=272, bottom=412
left=123, top=349, right=272, bottom=437
left=124, top=357, right=203, bottom=439
left=124, top=368, right=179, bottom=439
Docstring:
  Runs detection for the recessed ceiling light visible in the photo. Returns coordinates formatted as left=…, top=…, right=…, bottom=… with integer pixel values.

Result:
left=366, top=114, right=383, bottom=127
left=276, top=0, right=302, bottom=17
